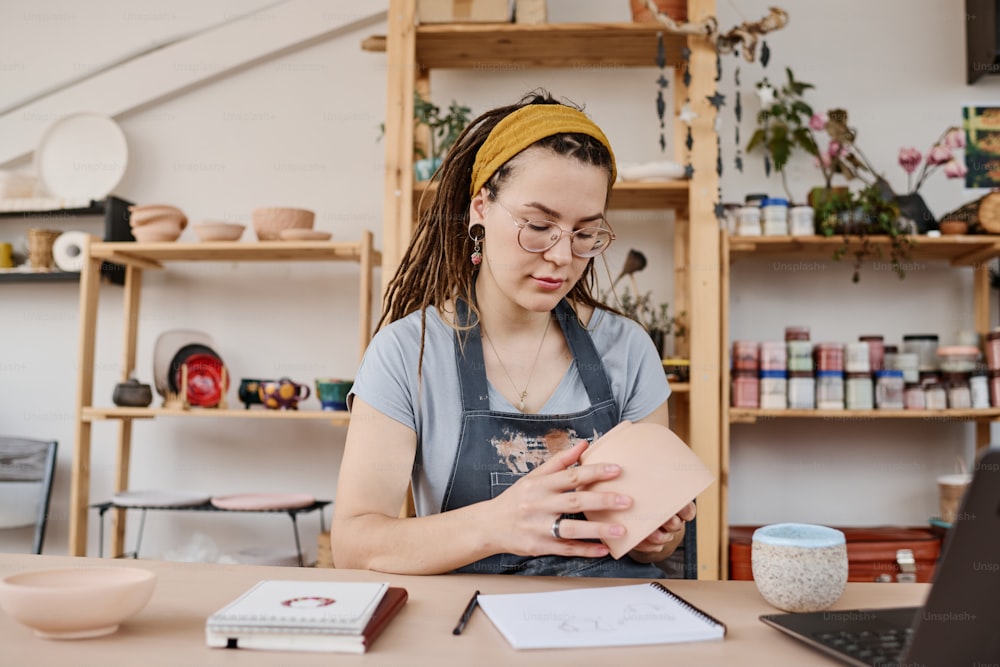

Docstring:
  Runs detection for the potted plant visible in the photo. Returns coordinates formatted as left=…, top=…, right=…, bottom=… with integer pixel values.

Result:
left=816, top=183, right=913, bottom=283
left=745, top=68, right=822, bottom=202
left=413, top=92, right=472, bottom=181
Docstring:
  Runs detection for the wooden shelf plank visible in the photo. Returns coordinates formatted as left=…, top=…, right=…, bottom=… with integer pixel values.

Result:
left=727, top=234, right=1000, bottom=266
left=730, top=407, right=1000, bottom=424
left=414, top=180, right=689, bottom=213
left=364, top=23, right=687, bottom=68
left=88, top=240, right=382, bottom=267
left=82, top=406, right=350, bottom=426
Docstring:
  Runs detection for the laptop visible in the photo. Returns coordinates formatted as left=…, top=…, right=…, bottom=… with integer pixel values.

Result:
left=759, top=447, right=1000, bottom=667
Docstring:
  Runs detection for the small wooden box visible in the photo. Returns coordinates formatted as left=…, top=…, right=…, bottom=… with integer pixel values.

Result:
left=729, top=525, right=942, bottom=583
left=417, top=0, right=513, bottom=23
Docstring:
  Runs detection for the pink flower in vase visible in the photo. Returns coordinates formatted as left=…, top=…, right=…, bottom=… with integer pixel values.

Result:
left=944, top=160, right=968, bottom=178
left=809, top=112, right=828, bottom=131
left=943, top=128, right=966, bottom=150
left=926, top=144, right=953, bottom=166
left=898, top=147, right=922, bottom=174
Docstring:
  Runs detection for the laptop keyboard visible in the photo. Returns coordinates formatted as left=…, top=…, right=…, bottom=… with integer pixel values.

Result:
left=812, top=627, right=913, bottom=666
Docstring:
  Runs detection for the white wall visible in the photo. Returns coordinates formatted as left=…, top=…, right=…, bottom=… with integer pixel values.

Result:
left=1, top=0, right=996, bottom=560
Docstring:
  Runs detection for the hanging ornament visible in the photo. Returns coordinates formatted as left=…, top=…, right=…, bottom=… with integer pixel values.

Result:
left=764, top=154, right=772, bottom=177
left=681, top=45, right=692, bottom=88
left=686, top=126, right=693, bottom=151
left=706, top=92, right=726, bottom=110
left=734, top=68, right=743, bottom=122
left=655, top=32, right=670, bottom=153
left=714, top=201, right=726, bottom=221
left=756, top=80, right=776, bottom=108
left=734, top=66, right=743, bottom=172
left=678, top=102, right=698, bottom=125
left=761, top=40, right=771, bottom=68
left=684, top=164, right=695, bottom=179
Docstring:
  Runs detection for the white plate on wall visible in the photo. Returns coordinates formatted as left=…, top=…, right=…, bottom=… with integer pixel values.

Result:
left=34, top=112, right=128, bottom=200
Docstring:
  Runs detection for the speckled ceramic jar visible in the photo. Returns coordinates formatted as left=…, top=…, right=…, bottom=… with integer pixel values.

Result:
left=751, top=523, right=848, bottom=613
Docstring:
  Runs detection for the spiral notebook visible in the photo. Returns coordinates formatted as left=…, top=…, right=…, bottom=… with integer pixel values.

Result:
left=476, top=582, right=726, bottom=650
left=206, top=580, right=406, bottom=653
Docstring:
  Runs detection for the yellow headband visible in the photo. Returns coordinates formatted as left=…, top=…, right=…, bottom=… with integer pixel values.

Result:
left=469, top=105, right=617, bottom=197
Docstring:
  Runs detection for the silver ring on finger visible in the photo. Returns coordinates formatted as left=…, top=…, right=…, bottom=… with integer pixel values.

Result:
left=551, top=516, right=565, bottom=540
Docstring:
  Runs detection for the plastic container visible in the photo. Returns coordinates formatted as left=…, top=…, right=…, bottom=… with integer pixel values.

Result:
left=936, top=345, right=981, bottom=373
left=924, top=381, right=947, bottom=410
left=736, top=206, right=762, bottom=236
left=787, top=340, right=814, bottom=372
left=904, top=382, right=926, bottom=410
left=816, top=370, right=845, bottom=410
left=784, top=326, right=810, bottom=342
left=759, top=370, right=788, bottom=409
left=759, top=341, right=787, bottom=371
left=787, top=372, right=816, bottom=409
left=732, top=371, right=759, bottom=408
left=814, top=343, right=845, bottom=373
left=859, top=335, right=885, bottom=372
left=761, top=198, right=789, bottom=236
left=845, top=342, right=871, bottom=374
left=985, top=329, right=1000, bottom=371
left=732, top=340, right=760, bottom=373
left=902, top=334, right=939, bottom=372
left=970, top=372, right=990, bottom=409
left=845, top=372, right=874, bottom=410
left=788, top=205, right=815, bottom=236
left=874, top=370, right=905, bottom=409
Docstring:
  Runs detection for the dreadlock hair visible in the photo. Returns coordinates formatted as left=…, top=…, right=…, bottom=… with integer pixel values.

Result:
left=378, top=90, right=616, bottom=339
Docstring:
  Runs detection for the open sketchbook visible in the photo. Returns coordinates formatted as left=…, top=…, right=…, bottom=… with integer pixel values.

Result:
left=476, top=582, right=726, bottom=650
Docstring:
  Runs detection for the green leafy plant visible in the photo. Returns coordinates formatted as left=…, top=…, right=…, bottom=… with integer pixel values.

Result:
left=816, top=183, right=913, bottom=283
left=413, top=92, right=472, bottom=161
left=745, top=68, right=820, bottom=201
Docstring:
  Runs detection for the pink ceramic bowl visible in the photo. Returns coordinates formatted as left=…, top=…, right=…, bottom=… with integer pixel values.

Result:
left=0, top=567, right=157, bottom=639
left=193, top=221, right=245, bottom=242
left=132, top=219, right=183, bottom=242
left=129, top=204, right=188, bottom=229
left=252, top=207, right=315, bottom=241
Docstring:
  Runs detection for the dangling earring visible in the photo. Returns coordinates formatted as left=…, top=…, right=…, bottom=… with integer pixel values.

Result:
left=469, top=225, right=484, bottom=266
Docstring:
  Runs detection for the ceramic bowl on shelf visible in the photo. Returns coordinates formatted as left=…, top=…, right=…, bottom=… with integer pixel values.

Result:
left=128, top=204, right=187, bottom=229
left=939, top=219, right=969, bottom=235
left=277, top=228, right=332, bottom=241
left=0, top=567, right=157, bottom=639
left=193, top=221, right=245, bottom=242
left=131, top=219, right=183, bottom=243
left=252, top=207, right=315, bottom=241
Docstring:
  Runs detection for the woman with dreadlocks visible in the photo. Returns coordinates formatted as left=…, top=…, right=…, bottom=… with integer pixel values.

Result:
left=331, top=91, right=695, bottom=577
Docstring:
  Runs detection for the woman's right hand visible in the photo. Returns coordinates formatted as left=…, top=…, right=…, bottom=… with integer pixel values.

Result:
left=486, top=440, right=634, bottom=558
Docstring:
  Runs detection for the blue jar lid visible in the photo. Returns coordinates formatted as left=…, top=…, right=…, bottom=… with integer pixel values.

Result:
left=759, top=369, right=788, bottom=378
left=816, top=370, right=844, bottom=378
left=875, top=369, right=904, bottom=379
left=761, top=197, right=789, bottom=207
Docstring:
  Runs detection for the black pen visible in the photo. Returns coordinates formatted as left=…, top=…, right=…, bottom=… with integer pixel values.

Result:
left=452, top=589, right=480, bottom=635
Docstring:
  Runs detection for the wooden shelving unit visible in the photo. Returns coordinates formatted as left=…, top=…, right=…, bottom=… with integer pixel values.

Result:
left=68, top=234, right=380, bottom=557
left=720, top=230, right=1000, bottom=578
left=375, top=1, right=721, bottom=577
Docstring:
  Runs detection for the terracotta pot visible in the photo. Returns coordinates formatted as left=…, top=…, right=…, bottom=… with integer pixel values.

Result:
left=630, top=0, right=687, bottom=22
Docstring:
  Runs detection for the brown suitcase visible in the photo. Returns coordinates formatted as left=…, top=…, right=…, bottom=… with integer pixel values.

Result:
left=729, top=525, right=942, bottom=583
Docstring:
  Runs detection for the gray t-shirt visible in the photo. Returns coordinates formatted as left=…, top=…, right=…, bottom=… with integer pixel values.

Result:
left=350, top=305, right=671, bottom=516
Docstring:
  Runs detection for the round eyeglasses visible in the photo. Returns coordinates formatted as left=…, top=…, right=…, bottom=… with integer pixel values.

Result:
left=492, top=199, right=615, bottom=258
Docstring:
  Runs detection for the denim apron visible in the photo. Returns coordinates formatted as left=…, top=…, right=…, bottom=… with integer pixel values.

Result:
left=441, top=298, right=665, bottom=579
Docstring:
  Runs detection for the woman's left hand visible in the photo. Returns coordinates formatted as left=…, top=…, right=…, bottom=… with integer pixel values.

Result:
left=630, top=501, right=696, bottom=555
